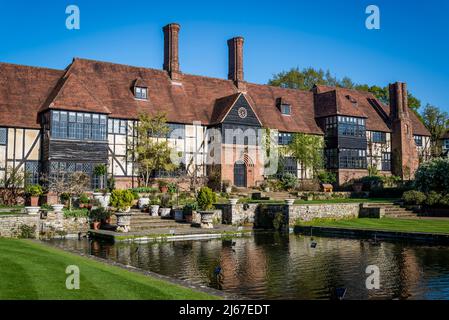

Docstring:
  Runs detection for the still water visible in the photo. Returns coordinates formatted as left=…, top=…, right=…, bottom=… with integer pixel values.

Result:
left=49, top=233, right=449, bottom=300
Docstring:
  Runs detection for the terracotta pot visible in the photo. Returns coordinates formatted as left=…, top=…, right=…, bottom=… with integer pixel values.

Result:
left=92, top=221, right=101, bottom=230
left=160, top=186, right=168, bottom=193
left=30, top=196, right=39, bottom=207
left=79, top=203, right=85, bottom=208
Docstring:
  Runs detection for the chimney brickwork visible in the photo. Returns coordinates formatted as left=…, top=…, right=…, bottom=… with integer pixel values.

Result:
left=227, top=37, right=246, bottom=91
left=389, top=82, right=419, bottom=179
left=163, top=23, right=182, bottom=81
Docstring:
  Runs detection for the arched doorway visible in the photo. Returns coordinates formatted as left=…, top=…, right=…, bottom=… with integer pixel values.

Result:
left=234, top=160, right=247, bottom=187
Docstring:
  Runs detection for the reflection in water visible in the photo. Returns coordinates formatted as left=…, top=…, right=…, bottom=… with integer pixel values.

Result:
left=48, top=233, right=449, bottom=300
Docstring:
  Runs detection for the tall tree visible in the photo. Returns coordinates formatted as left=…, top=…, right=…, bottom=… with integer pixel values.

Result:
left=131, top=113, right=176, bottom=187
left=421, top=104, right=449, bottom=156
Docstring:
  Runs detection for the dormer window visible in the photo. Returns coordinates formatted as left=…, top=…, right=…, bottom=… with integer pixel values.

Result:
left=281, top=104, right=291, bottom=116
left=346, top=95, right=358, bottom=107
left=276, top=97, right=291, bottom=116
left=135, top=87, right=148, bottom=100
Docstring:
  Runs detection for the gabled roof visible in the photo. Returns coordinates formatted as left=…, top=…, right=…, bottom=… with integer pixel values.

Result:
left=211, top=93, right=242, bottom=124
left=41, top=73, right=111, bottom=114
left=0, top=63, right=64, bottom=128
left=314, top=85, right=430, bottom=136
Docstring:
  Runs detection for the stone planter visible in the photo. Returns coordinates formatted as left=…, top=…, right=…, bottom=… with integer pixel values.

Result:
left=285, top=199, right=295, bottom=206
left=138, top=197, right=150, bottom=210
left=115, top=209, right=132, bottom=233
left=173, top=209, right=184, bottom=222
left=93, top=193, right=110, bottom=208
left=225, top=186, right=232, bottom=194
left=198, top=211, right=214, bottom=229
left=159, top=207, right=171, bottom=218
left=25, top=207, right=40, bottom=215
left=150, top=205, right=160, bottom=217
left=52, top=204, right=64, bottom=213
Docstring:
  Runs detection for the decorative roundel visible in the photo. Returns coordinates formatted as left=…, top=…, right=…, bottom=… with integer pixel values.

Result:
left=238, top=107, right=248, bottom=119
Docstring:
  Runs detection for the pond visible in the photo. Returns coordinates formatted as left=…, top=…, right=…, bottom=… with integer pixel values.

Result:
left=48, top=233, right=449, bottom=300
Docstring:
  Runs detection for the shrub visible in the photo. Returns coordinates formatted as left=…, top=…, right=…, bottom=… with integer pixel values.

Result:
left=439, top=194, right=449, bottom=208
left=424, top=191, right=442, bottom=207
left=63, top=208, right=89, bottom=218
left=160, top=193, right=172, bottom=208
left=18, top=224, right=36, bottom=239
left=280, top=173, right=298, bottom=191
left=402, top=190, right=426, bottom=205
left=79, top=193, right=90, bottom=204
left=130, top=187, right=158, bottom=194
left=183, top=202, right=198, bottom=215
left=129, top=189, right=140, bottom=200
left=358, top=176, right=383, bottom=191
left=110, top=190, right=134, bottom=211
left=196, top=187, right=216, bottom=211
left=25, top=185, right=43, bottom=197
left=415, top=158, right=449, bottom=194
left=168, top=183, right=177, bottom=194
left=317, top=170, right=336, bottom=185
left=89, top=207, right=109, bottom=222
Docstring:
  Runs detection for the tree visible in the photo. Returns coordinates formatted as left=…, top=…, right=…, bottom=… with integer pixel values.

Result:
left=0, top=166, right=26, bottom=206
left=131, top=112, right=176, bottom=187
left=284, top=133, right=324, bottom=180
left=421, top=104, right=449, bottom=157
left=47, top=171, right=90, bottom=210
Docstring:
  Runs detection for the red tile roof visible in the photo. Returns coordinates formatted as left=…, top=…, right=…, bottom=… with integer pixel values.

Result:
left=0, top=63, right=64, bottom=129
left=0, top=58, right=430, bottom=137
left=314, top=85, right=430, bottom=136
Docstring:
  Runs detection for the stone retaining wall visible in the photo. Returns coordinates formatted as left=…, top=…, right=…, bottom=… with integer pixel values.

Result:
left=0, top=212, right=88, bottom=239
left=218, top=203, right=361, bottom=227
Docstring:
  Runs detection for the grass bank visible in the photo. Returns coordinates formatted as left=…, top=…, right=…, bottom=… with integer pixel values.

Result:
left=297, top=218, right=449, bottom=235
left=0, top=239, right=218, bottom=300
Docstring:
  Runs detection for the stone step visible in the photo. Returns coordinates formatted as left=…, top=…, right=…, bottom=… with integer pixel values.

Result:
left=131, top=223, right=192, bottom=231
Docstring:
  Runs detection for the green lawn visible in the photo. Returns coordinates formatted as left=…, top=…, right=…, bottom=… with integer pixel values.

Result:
left=0, top=239, right=218, bottom=300
left=298, top=218, right=449, bottom=235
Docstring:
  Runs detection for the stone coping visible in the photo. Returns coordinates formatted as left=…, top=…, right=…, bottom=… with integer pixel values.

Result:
left=295, top=226, right=449, bottom=244
left=89, top=225, right=253, bottom=243
left=37, top=240, right=243, bottom=300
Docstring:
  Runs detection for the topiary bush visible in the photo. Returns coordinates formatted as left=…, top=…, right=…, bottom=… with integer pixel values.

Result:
left=402, top=190, right=426, bottom=205
left=110, top=190, right=134, bottom=211
left=196, top=187, right=217, bottom=211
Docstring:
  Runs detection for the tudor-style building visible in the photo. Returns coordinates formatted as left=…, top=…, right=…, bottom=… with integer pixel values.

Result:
left=0, top=23, right=431, bottom=190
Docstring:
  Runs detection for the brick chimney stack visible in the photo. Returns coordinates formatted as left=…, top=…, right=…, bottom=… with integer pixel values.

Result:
left=389, top=82, right=409, bottom=120
left=228, top=37, right=246, bottom=91
left=163, top=23, right=182, bottom=81
left=389, top=82, right=419, bottom=179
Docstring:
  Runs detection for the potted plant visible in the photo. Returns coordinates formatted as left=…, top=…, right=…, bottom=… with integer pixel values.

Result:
left=196, top=187, right=217, bottom=229
left=149, top=197, right=161, bottom=217
left=89, top=208, right=104, bottom=230
left=93, top=164, right=107, bottom=190
left=159, top=180, right=169, bottom=193
left=25, top=184, right=43, bottom=207
left=182, top=202, right=197, bottom=223
left=110, top=189, right=134, bottom=233
left=159, top=194, right=172, bottom=218
left=78, top=193, right=90, bottom=208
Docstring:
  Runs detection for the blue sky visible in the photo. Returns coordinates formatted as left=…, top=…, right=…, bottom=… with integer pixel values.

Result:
left=0, top=0, right=448, bottom=112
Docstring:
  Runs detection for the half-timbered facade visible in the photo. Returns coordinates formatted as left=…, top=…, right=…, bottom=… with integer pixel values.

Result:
left=0, top=23, right=431, bottom=189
